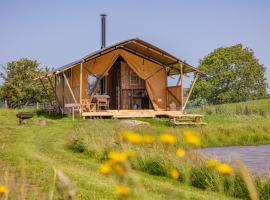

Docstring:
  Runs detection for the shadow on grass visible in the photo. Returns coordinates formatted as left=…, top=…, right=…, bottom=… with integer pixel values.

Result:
left=36, top=110, right=66, bottom=120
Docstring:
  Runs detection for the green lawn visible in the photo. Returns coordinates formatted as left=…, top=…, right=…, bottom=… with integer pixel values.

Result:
left=0, top=109, right=235, bottom=200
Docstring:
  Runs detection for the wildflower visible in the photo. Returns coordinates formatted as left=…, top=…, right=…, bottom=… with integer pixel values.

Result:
left=160, top=133, right=177, bottom=144
left=0, top=185, right=9, bottom=194
left=115, top=185, right=130, bottom=197
left=143, top=134, right=154, bottom=144
left=122, top=131, right=143, bottom=144
left=108, top=151, right=128, bottom=163
left=170, top=169, right=179, bottom=179
left=99, top=162, right=112, bottom=175
left=207, top=159, right=220, bottom=168
left=216, top=163, right=234, bottom=174
left=114, top=164, right=126, bottom=176
left=176, top=148, right=185, bottom=158
left=183, top=130, right=200, bottom=146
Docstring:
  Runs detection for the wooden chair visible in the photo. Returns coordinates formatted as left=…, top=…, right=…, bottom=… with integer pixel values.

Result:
left=81, top=99, right=96, bottom=112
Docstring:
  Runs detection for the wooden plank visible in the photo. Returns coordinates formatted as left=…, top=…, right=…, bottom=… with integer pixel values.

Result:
left=81, top=110, right=197, bottom=119
left=65, top=103, right=80, bottom=108
left=167, top=88, right=181, bottom=105
left=63, top=73, right=78, bottom=105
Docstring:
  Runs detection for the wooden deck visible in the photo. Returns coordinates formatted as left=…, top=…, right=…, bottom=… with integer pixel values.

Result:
left=81, top=109, right=202, bottom=119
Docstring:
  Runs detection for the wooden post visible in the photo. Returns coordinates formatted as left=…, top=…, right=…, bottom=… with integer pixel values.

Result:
left=36, top=102, right=39, bottom=110
left=62, top=73, right=65, bottom=114
left=183, top=73, right=199, bottom=110
left=79, top=62, right=83, bottom=116
left=53, top=75, right=63, bottom=114
left=72, top=107, right=75, bottom=121
left=180, top=63, right=184, bottom=112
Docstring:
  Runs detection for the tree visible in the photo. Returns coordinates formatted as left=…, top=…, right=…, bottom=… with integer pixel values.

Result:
left=192, top=44, right=267, bottom=104
left=0, top=58, right=53, bottom=108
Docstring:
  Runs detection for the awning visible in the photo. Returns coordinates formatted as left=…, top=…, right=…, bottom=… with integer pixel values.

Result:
left=48, top=38, right=203, bottom=76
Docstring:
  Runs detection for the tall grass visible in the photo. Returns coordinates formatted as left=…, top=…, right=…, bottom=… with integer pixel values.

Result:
left=66, top=119, right=270, bottom=200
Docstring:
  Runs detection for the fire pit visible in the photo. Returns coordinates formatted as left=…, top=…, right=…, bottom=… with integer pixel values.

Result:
left=16, top=112, right=33, bottom=124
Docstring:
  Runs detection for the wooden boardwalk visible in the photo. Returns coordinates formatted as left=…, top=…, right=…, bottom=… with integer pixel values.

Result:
left=81, top=110, right=203, bottom=121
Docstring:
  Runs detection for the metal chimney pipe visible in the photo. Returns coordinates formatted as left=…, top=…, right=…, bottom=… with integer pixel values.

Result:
left=100, top=14, right=107, bottom=49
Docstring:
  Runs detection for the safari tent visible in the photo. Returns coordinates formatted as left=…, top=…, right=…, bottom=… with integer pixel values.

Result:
left=41, top=38, right=202, bottom=119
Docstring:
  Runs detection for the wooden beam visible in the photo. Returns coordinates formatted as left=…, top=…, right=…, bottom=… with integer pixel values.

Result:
left=176, top=75, right=181, bottom=86
left=62, top=73, right=65, bottom=113
left=131, top=40, right=178, bottom=62
left=180, top=63, right=184, bottom=112
left=63, top=73, right=78, bottom=105
left=120, top=46, right=167, bottom=69
left=183, top=73, right=199, bottom=110
left=79, top=62, right=83, bottom=115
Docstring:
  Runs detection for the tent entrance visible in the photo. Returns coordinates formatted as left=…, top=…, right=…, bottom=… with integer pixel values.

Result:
left=106, top=57, right=152, bottom=110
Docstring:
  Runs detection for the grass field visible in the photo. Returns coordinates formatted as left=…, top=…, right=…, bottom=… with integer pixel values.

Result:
left=1, top=99, right=270, bottom=199
left=0, top=109, right=235, bottom=200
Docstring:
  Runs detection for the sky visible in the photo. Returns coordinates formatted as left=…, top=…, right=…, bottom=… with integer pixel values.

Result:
left=0, top=0, right=270, bottom=92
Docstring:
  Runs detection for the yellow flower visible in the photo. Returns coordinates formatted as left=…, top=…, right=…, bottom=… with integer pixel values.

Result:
left=160, top=133, right=177, bottom=144
left=115, top=185, right=130, bottom=197
left=122, top=131, right=143, bottom=144
left=0, top=185, right=9, bottom=194
left=176, top=148, right=185, bottom=158
left=207, top=159, right=220, bottom=168
left=99, top=162, right=112, bottom=175
left=216, top=163, right=234, bottom=174
left=114, top=163, right=126, bottom=176
left=108, top=151, right=128, bottom=163
left=183, top=130, right=200, bottom=146
left=170, top=169, right=179, bottom=179
left=143, top=134, right=154, bottom=144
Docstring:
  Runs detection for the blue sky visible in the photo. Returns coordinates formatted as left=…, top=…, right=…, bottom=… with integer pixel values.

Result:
left=0, top=0, right=269, bottom=92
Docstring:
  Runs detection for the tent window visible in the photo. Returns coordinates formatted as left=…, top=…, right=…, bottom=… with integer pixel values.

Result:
left=130, top=71, right=140, bottom=85
left=87, top=74, right=106, bottom=95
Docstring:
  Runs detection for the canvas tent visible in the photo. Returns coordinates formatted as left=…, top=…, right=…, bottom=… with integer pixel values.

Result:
left=42, top=38, right=203, bottom=118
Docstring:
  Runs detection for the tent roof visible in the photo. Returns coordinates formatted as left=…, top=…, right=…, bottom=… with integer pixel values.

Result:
left=50, top=38, right=202, bottom=75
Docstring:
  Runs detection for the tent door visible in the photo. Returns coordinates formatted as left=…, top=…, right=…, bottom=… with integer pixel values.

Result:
left=108, top=58, right=121, bottom=109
